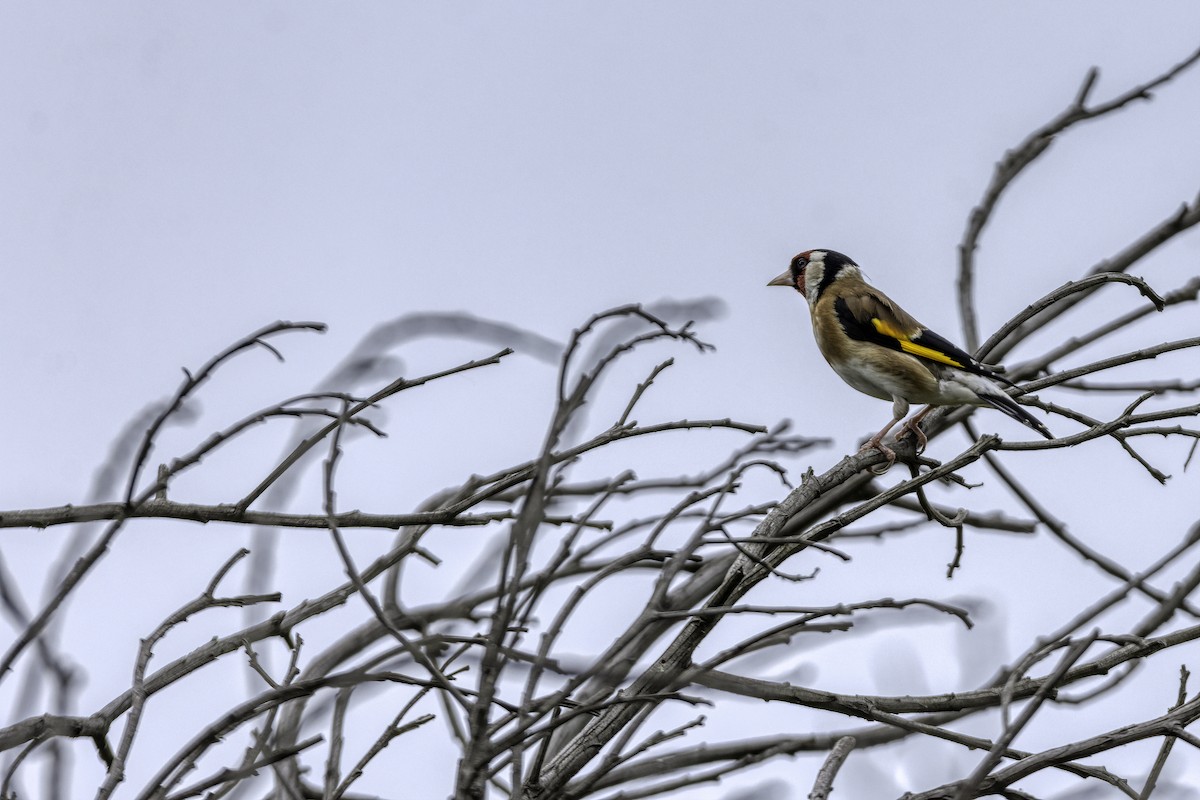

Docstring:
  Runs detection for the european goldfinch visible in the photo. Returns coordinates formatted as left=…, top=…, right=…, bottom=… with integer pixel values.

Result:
left=769, top=249, right=1052, bottom=466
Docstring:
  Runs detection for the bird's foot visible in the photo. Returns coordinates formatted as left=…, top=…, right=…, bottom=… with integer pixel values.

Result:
left=899, top=418, right=928, bottom=454
left=860, top=436, right=896, bottom=475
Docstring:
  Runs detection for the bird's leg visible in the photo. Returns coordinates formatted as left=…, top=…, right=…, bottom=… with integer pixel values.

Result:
left=899, top=406, right=933, bottom=453
left=860, top=397, right=908, bottom=474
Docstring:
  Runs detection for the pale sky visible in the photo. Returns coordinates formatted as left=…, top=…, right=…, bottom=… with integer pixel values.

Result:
left=3, top=4, right=1200, bottom=798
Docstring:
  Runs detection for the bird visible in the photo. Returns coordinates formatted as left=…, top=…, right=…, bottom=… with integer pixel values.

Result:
left=768, top=249, right=1052, bottom=469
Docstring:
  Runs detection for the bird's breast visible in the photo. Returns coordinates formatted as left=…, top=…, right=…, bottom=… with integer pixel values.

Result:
left=827, top=356, right=897, bottom=401
left=812, top=307, right=942, bottom=402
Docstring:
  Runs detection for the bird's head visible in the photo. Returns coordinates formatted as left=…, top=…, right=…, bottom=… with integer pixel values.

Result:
left=768, top=249, right=861, bottom=302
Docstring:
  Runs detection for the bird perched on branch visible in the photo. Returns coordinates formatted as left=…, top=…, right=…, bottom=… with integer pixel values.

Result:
left=769, top=249, right=1052, bottom=469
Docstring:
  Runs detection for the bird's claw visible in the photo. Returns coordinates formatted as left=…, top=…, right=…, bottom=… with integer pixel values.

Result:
left=899, top=419, right=928, bottom=454
left=860, top=438, right=896, bottom=474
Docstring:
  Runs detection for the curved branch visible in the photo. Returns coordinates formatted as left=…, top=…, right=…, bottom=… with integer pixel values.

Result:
left=957, top=45, right=1200, bottom=351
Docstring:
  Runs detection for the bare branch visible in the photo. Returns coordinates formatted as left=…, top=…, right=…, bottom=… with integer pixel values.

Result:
left=238, top=347, right=513, bottom=511
left=958, top=44, right=1200, bottom=350
left=808, top=736, right=855, bottom=800
left=1138, top=666, right=1191, bottom=800
left=952, top=632, right=1099, bottom=799
left=96, top=548, right=280, bottom=799
left=906, top=693, right=1200, bottom=799
left=160, top=736, right=322, bottom=800
left=123, top=321, right=327, bottom=507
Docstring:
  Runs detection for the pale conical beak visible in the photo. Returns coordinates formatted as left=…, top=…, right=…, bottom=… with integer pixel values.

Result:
left=767, top=269, right=793, bottom=287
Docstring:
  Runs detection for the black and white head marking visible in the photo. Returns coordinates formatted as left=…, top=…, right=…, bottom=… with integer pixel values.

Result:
left=791, top=249, right=862, bottom=303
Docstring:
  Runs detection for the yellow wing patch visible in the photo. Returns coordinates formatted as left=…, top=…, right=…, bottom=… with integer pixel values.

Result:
left=897, top=340, right=965, bottom=367
left=870, top=317, right=909, bottom=341
left=871, top=318, right=965, bottom=368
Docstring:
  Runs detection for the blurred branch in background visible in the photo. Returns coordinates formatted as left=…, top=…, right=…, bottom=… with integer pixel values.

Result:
left=2, top=42, right=1200, bottom=800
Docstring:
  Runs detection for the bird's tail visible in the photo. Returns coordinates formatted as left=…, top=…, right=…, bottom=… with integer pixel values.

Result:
left=975, top=384, right=1053, bottom=439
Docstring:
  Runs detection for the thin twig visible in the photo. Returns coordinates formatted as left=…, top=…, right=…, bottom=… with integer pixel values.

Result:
left=1138, top=666, right=1191, bottom=800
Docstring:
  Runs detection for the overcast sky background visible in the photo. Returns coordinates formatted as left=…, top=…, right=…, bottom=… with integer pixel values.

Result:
left=3, top=4, right=1200, bottom=799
